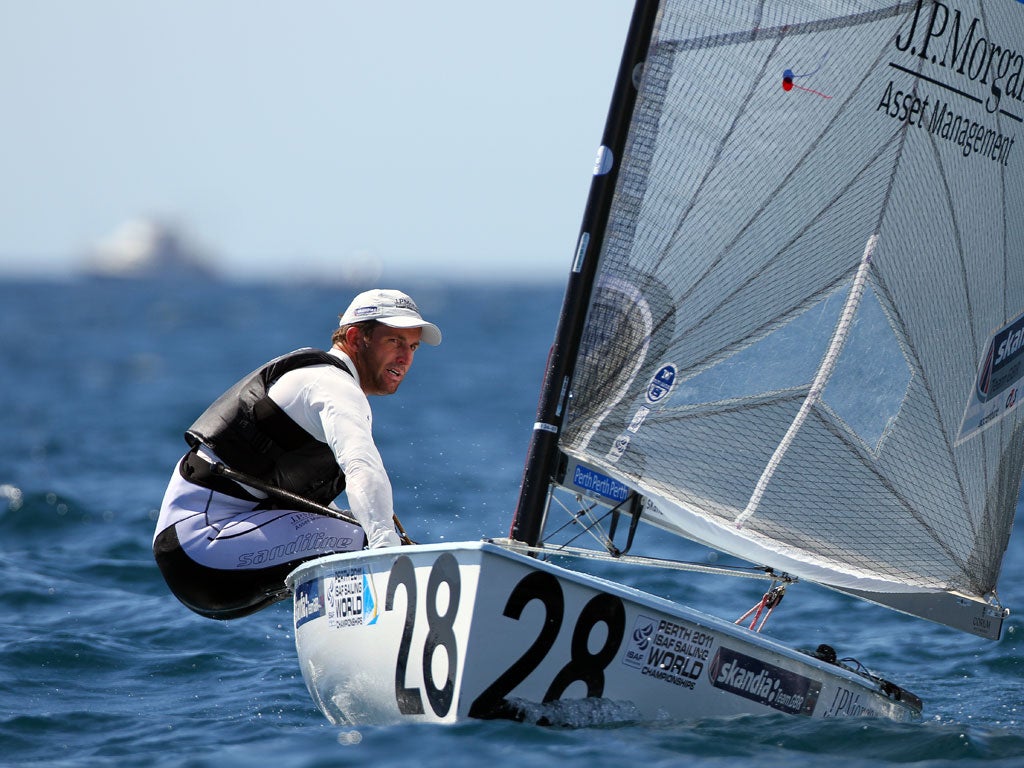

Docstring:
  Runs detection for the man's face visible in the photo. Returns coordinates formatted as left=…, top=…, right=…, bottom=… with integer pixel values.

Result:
left=352, top=324, right=422, bottom=395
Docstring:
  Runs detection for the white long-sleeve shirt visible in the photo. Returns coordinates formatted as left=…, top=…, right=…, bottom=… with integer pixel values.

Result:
left=266, top=348, right=401, bottom=548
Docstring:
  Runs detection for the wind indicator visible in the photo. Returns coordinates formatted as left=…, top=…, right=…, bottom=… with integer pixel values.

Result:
left=781, top=55, right=831, bottom=98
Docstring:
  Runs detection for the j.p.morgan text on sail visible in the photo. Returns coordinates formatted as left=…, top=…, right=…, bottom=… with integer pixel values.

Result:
left=877, top=81, right=1016, bottom=164
left=896, top=0, right=1024, bottom=116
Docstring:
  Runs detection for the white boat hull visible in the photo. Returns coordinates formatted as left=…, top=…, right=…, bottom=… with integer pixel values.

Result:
left=285, top=542, right=921, bottom=726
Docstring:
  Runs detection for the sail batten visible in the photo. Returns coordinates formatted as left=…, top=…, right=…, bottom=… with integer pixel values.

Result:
left=555, top=0, right=1024, bottom=638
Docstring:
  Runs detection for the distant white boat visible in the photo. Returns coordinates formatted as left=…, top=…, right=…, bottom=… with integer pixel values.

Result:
left=83, top=218, right=217, bottom=280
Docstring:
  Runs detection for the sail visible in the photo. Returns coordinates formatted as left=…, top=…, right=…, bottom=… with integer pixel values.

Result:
left=558, top=0, right=1024, bottom=638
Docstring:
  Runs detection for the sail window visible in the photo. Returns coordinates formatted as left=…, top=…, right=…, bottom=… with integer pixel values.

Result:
left=672, top=288, right=847, bottom=406
left=820, top=283, right=911, bottom=453
left=667, top=280, right=910, bottom=453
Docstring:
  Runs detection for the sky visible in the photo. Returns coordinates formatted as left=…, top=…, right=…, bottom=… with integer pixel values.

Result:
left=0, top=1, right=634, bottom=282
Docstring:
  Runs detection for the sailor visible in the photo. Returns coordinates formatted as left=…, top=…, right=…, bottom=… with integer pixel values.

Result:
left=152, top=289, right=441, bottom=619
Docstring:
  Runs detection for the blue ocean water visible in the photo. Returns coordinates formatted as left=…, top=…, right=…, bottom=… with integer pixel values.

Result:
left=2, top=277, right=1024, bottom=767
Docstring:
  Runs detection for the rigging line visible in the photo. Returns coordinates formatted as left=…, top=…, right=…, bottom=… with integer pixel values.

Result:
left=489, top=539, right=789, bottom=582
left=735, top=234, right=877, bottom=528
left=547, top=490, right=641, bottom=554
left=736, top=582, right=786, bottom=632
left=544, top=494, right=617, bottom=551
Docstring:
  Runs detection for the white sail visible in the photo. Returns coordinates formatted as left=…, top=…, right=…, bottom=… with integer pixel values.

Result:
left=560, top=0, right=1024, bottom=637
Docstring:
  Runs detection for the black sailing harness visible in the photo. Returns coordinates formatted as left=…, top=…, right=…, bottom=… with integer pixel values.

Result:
left=181, top=348, right=353, bottom=508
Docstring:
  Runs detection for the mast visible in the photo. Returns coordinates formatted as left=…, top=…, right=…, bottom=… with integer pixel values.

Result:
left=510, top=0, right=661, bottom=546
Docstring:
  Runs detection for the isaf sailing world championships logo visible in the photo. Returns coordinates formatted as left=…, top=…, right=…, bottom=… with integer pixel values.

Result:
left=293, top=569, right=381, bottom=630
left=646, top=364, right=677, bottom=404
left=325, top=567, right=380, bottom=628
left=621, top=615, right=714, bottom=691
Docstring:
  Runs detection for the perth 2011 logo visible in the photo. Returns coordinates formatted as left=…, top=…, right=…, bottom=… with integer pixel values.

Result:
left=621, top=615, right=714, bottom=691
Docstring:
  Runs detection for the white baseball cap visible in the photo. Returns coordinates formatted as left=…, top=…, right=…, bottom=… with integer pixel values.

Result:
left=339, top=289, right=442, bottom=346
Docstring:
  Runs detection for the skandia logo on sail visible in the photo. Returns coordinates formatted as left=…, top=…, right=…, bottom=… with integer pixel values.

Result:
left=709, top=646, right=821, bottom=716
left=978, top=313, right=1024, bottom=400
left=993, top=319, right=1024, bottom=369
left=895, top=0, right=1024, bottom=115
left=958, top=310, right=1024, bottom=443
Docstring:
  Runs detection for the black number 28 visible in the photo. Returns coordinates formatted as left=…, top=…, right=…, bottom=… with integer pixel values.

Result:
left=385, top=553, right=460, bottom=717
left=469, top=570, right=625, bottom=718
left=383, top=555, right=625, bottom=720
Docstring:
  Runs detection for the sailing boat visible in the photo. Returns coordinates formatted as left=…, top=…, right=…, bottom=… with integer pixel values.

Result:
left=286, top=0, right=1024, bottom=724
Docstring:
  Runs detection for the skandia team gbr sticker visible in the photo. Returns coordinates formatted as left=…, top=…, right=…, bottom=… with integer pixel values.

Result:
left=958, top=310, right=1024, bottom=443
left=646, top=364, right=677, bottom=404
left=709, top=646, right=821, bottom=716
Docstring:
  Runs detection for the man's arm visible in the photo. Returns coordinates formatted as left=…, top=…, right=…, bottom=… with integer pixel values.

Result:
left=270, top=366, right=401, bottom=548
